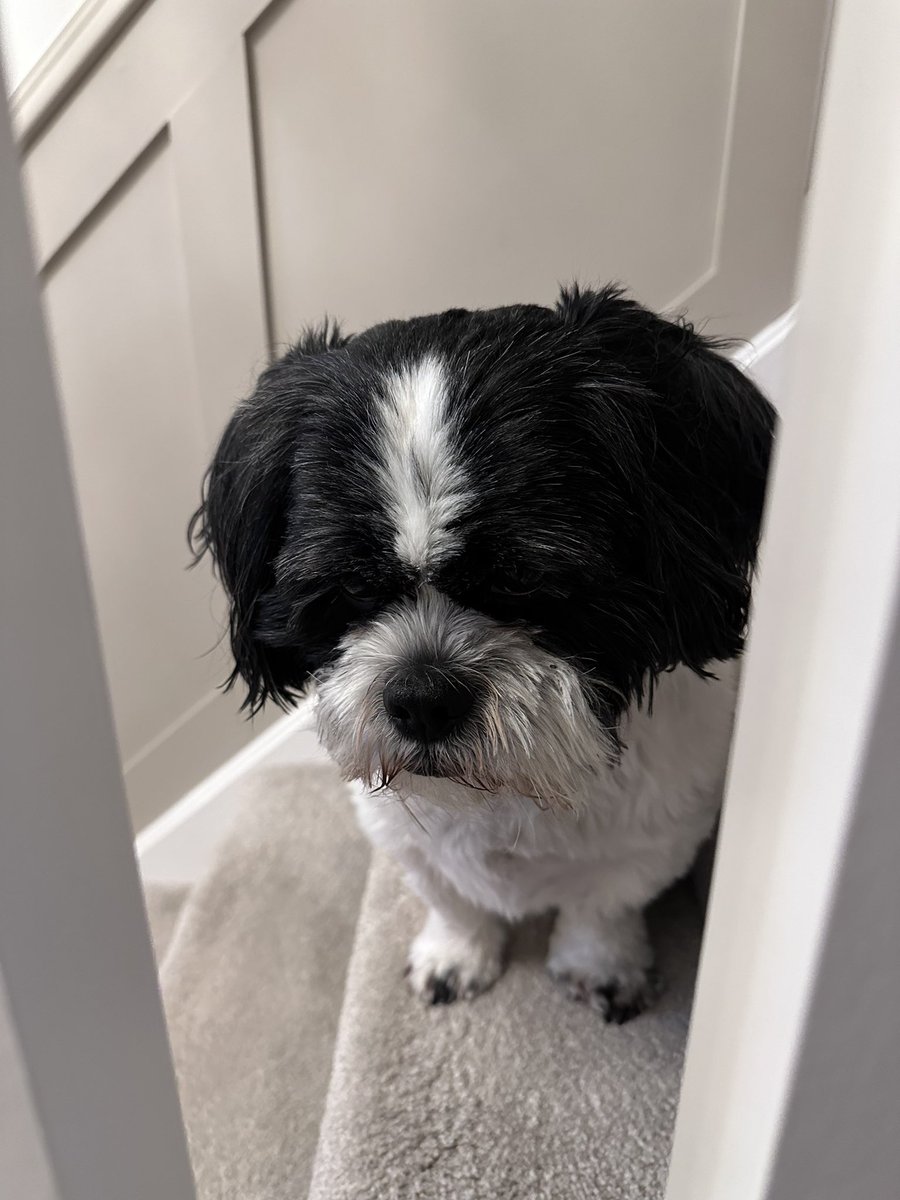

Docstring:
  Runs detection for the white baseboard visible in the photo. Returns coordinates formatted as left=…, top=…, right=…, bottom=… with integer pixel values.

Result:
left=733, top=305, right=798, bottom=409
left=136, top=698, right=323, bottom=885
left=137, top=309, right=798, bottom=887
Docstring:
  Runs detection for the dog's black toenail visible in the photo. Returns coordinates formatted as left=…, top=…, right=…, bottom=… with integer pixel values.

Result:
left=606, top=1002, right=639, bottom=1025
left=590, top=983, right=646, bottom=1024
left=428, top=974, right=458, bottom=1005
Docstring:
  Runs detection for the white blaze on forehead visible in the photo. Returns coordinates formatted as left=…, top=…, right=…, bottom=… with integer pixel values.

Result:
left=377, top=354, right=471, bottom=569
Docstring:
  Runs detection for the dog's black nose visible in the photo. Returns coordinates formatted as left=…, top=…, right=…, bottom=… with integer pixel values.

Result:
left=383, top=666, right=474, bottom=743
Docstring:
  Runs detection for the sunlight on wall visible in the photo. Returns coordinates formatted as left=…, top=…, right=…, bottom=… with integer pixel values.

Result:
left=0, top=0, right=84, bottom=90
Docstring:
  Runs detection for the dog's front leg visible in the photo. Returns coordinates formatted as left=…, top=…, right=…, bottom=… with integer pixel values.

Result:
left=546, top=901, right=661, bottom=1023
left=399, top=852, right=507, bottom=1005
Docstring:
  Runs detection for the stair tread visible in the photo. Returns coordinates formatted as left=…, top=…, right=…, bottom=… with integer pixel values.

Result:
left=309, top=852, right=701, bottom=1200
left=149, top=764, right=370, bottom=1200
left=145, top=881, right=190, bottom=968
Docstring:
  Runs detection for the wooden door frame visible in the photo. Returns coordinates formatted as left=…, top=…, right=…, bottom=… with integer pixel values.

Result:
left=0, top=67, right=195, bottom=1200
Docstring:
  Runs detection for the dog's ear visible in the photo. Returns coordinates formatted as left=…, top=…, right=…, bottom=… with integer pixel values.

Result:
left=641, top=329, right=776, bottom=677
left=559, top=284, right=776, bottom=694
left=189, top=320, right=350, bottom=713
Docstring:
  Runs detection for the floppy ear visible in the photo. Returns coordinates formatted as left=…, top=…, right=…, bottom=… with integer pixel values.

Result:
left=559, top=284, right=777, bottom=695
left=188, top=320, right=349, bottom=713
left=642, top=328, right=776, bottom=676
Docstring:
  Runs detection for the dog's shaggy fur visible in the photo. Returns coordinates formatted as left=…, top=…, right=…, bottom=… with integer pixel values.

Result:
left=191, top=285, right=774, bottom=1021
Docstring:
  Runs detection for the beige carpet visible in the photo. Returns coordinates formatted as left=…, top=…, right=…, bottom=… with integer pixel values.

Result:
left=145, top=764, right=702, bottom=1199
left=147, top=767, right=370, bottom=1200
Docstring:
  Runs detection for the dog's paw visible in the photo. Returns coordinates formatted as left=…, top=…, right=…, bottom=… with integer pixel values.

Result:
left=547, top=907, right=659, bottom=1023
left=549, top=964, right=663, bottom=1024
left=406, top=916, right=505, bottom=1005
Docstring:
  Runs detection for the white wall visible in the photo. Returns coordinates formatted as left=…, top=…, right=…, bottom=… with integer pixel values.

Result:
left=0, top=0, right=83, bottom=90
left=15, top=0, right=830, bottom=830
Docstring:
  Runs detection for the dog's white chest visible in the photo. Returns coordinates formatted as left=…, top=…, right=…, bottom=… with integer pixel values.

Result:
left=353, top=659, right=738, bottom=921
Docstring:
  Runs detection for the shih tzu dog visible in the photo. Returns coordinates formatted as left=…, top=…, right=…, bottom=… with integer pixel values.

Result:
left=190, top=285, right=774, bottom=1023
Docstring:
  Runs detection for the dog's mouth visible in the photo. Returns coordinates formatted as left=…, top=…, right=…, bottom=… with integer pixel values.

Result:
left=407, top=749, right=448, bottom=779
left=356, top=744, right=573, bottom=811
left=402, top=748, right=508, bottom=794
left=385, top=745, right=488, bottom=786
left=359, top=744, right=457, bottom=789
left=349, top=728, right=566, bottom=801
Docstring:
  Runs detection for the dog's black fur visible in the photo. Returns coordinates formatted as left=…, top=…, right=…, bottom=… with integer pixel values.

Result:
left=190, top=284, right=775, bottom=724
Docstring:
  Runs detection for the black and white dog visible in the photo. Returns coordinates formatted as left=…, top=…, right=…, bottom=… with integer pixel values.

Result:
left=191, top=285, right=774, bottom=1022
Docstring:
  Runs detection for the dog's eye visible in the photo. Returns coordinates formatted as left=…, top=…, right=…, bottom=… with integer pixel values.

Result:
left=340, top=575, right=381, bottom=610
left=491, top=568, right=546, bottom=598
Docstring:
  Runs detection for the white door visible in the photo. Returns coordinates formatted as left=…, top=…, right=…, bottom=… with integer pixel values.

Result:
left=8, top=0, right=832, bottom=828
left=0, top=72, right=195, bottom=1199
left=667, top=2, right=900, bottom=1196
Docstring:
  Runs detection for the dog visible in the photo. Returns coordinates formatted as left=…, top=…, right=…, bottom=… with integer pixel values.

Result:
left=190, top=284, right=774, bottom=1022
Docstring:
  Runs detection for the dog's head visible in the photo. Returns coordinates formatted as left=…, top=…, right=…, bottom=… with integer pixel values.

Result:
left=190, top=286, right=774, bottom=807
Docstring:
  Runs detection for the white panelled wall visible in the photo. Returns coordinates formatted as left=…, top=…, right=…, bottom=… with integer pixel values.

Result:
left=10, top=0, right=832, bottom=829
left=135, top=311, right=796, bottom=887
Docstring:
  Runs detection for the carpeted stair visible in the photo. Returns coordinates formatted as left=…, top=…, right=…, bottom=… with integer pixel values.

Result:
left=145, top=764, right=703, bottom=1199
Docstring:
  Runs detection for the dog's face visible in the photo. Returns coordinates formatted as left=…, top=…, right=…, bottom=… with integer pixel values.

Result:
left=191, top=286, right=774, bottom=806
